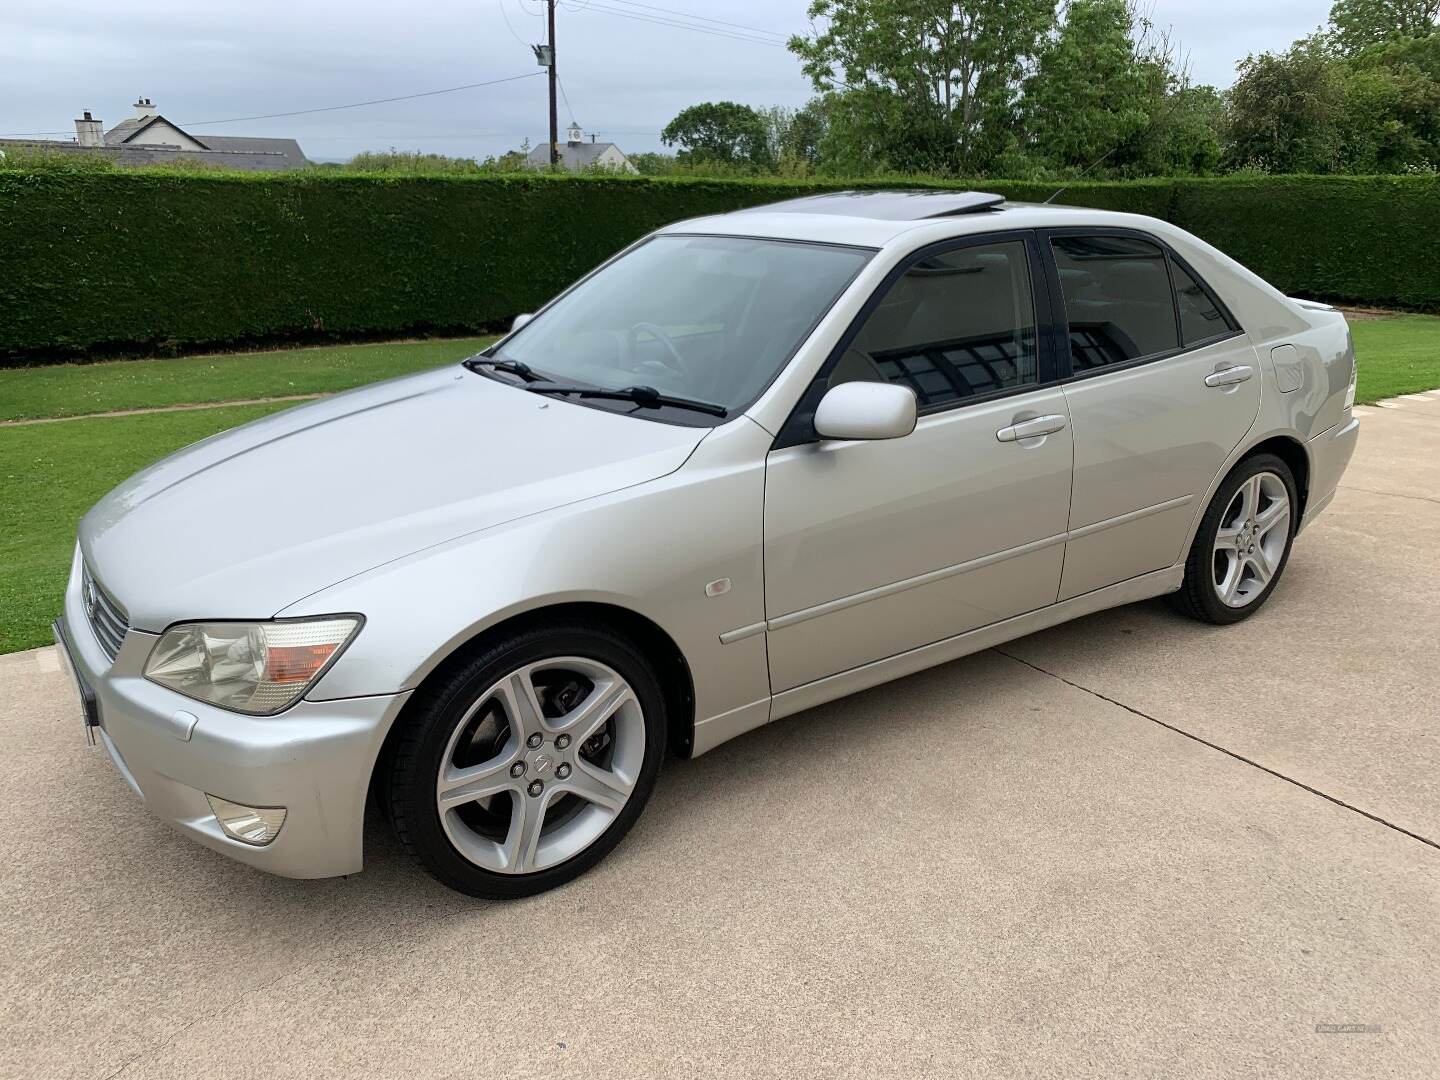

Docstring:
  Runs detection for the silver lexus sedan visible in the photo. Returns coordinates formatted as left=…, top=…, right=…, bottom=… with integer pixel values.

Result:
left=54, top=191, right=1359, bottom=898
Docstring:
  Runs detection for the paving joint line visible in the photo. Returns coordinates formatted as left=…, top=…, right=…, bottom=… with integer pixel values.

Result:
left=1338, top=484, right=1440, bottom=507
left=1367, top=403, right=1440, bottom=422
left=1, top=394, right=326, bottom=427
left=994, top=647, right=1440, bottom=853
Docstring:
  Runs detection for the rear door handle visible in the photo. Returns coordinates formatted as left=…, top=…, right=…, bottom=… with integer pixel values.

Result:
left=1204, top=365, right=1254, bottom=387
left=996, top=414, right=1068, bottom=443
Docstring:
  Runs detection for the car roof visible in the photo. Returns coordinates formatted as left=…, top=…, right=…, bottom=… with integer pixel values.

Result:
left=659, top=191, right=1137, bottom=249
left=744, top=189, right=1007, bottom=220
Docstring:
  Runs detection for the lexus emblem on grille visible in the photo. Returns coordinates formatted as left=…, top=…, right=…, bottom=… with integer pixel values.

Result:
left=83, top=579, right=98, bottom=621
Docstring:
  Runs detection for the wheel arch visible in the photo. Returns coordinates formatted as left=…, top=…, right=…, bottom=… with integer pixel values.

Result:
left=1242, top=434, right=1311, bottom=522
left=368, top=600, right=697, bottom=814
left=1180, top=429, right=1312, bottom=559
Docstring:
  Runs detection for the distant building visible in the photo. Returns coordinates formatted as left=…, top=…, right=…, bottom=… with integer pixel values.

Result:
left=526, top=121, right=637, bottom=173
left=0, top=97, right=308, bottom=171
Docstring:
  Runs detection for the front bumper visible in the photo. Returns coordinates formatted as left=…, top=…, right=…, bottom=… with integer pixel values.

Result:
left=56, top=550, right=410, bottom=879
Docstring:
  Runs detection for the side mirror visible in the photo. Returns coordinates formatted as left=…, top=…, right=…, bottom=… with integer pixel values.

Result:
left=813, top=382, right=917, bottom=442
left=510, top=313, right=534, bottom=332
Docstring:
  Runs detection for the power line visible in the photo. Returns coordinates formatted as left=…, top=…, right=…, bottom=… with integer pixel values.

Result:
left=579, top=2, right=789, bottom=47
left=4, top=71, right=549, bottom=138
left=497, top=0, right=532, bottom=48
left=557, top=73, right=577, bottom=123
left=177, top=72, right=545, bottom=128
left=582, top=3, right=789, bottom=47
left=601, top=0, right=789, bottom=41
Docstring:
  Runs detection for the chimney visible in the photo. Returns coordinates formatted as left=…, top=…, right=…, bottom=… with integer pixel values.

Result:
left=133, top=96, right=156, bottom=120
left=566, top=121, right=582, bottom=146
left=74, top=110, right=104, bottom=147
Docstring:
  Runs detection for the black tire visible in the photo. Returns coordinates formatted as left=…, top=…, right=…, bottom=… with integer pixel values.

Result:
left=1168, top=453, right=1299, bottom=625
left=387, top=621, right=667, bottom=899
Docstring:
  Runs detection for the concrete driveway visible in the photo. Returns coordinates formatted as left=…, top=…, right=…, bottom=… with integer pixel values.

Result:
left=3, top=400, right=1438, bottom=1080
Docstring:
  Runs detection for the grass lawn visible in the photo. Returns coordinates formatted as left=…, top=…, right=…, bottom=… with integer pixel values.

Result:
left=0, top=336, right=494, bottom=422
left=0, top=403, right=293, bottom=653
left=0, top=318, right=1435, bottom=655
left=1349, top=315, right=1440, bottom=404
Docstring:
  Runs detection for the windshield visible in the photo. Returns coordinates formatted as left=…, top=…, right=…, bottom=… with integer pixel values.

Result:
left=490, top=234, right=873, bottom=422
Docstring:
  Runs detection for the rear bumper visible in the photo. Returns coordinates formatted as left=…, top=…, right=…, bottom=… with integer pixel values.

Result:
left=1301, top=414, right=1360, bottom=532
left=57, top=549, right=409, bottom=879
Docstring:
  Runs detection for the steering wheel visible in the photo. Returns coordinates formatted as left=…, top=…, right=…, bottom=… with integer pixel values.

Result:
left=625, top=322, right=690, bottom=379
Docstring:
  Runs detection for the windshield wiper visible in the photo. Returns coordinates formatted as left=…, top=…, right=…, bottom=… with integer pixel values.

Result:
left=462, top=356, right=545, bottom=383
left=524, top=383, right=728, bottom=418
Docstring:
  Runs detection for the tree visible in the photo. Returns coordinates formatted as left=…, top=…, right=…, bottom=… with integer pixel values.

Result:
left=1222, top=24, right=1440, bottom=174
left=756, top=101, right=830, bottom=173
left=1329, top=0, right=1439, bottom=56
left=788, top=0, right=1055, bottom=174
left=1337, top=32, right=1440, bottom=171
left=1021, top=0, right=1153, bottom=172
left=660, top=101, right=772, bottom=168
left=1140, top=83, right=1225, bottom=175
left=1224, top=35, right=1348, bottom=172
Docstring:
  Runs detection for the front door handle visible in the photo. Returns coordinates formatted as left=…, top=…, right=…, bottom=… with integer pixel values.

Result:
left=996, top=414, right=1068, bottom=443
left=1204, top=365, right=1254, bottom=388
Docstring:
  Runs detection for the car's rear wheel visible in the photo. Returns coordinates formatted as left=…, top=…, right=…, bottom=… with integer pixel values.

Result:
left=1169, top=453, right=1298, bottom=625
left=387, top=622, right=666, bottom=899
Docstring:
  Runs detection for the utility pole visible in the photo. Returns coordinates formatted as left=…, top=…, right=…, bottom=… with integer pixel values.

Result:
left=547, top=0, right=558, bottom=167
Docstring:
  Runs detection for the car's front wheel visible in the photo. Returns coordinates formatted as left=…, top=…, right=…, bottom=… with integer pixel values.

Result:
left=1170, top=452, right=1299, bottom=625
left=387, top=622, right=666, bottom=899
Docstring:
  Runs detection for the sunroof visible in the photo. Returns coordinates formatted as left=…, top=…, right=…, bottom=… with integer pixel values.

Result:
left=737, top=190, right=1006, bottom=221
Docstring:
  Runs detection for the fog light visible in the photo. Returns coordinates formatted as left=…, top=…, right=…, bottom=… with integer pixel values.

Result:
left=206, top=795, right=287, bottom=846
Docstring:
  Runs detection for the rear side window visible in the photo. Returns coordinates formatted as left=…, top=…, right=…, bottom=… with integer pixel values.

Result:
left=827, top=240, right=1038, bottom=408
left=1171, top=259, right=1235, bottom=345
left=1052, top=235, right=1179, bottom=370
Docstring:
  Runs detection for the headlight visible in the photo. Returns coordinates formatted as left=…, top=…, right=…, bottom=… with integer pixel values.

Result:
left=144, top=616, right=362, bottom=715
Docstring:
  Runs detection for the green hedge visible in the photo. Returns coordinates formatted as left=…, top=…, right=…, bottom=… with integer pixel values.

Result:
left=1168, top=175, right=1440, bottom=312
left=2, top=171, right=1437, bottom=363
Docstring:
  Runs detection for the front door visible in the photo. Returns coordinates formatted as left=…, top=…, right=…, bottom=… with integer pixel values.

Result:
left=1043, top=231, right=1263, bottom=600
left=763, top=234, right=1074, bottom=692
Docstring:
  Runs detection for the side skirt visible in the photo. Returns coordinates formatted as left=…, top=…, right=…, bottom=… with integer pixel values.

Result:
left=689, top=564, right=1183, bottom=756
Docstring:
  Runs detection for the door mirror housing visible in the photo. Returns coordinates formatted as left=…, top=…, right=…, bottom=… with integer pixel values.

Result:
left=813, top=382, right=918, bottom=442
left=510, top=313, right=534, bottom=332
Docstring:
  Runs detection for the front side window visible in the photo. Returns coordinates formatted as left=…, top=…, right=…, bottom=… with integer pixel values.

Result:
left=492, top=235, right=871, bottom=420
left=826, top=240, right=1039, bottom=408
left=1052, top=235, right=1179, bottom=371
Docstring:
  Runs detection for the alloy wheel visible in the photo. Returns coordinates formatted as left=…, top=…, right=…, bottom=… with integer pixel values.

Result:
left=1212, top=470, right=1291, bottom=608
left=435, top=657, right=645, bottom=874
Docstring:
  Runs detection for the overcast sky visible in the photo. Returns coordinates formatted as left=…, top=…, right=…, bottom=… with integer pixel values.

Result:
left=1, top=0, right=1333, bottom=161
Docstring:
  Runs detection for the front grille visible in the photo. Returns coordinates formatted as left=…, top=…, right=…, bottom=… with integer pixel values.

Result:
left=82, top=562, right=129, bottom=662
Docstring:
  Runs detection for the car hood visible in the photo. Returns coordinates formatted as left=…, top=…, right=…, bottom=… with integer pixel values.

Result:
left=80, top=367, right=707, bottom=629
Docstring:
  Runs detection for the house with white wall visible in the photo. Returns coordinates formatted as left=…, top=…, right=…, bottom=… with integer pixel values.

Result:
left=526, top=121, right=637, bottom=173
left=0, top=97, right=308, bottom=170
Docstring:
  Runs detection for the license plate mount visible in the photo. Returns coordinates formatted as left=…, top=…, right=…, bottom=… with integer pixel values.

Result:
left=52, top=619, right=101, bottom=746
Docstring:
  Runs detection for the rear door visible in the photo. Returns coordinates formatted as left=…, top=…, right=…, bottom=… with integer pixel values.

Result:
left=763, top=233, right=1073, bottom=692
left=1043, top=230, right=1262, bottom=600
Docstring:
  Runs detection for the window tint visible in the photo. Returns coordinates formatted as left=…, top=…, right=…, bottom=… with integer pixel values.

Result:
left=1052, top=235, right=1179, bottom=370
left=496, top=235, right=871, bottom=419
left=1171, top=259, right=1234, bottom=345
left=828, top=240, right=1038, bottom=408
